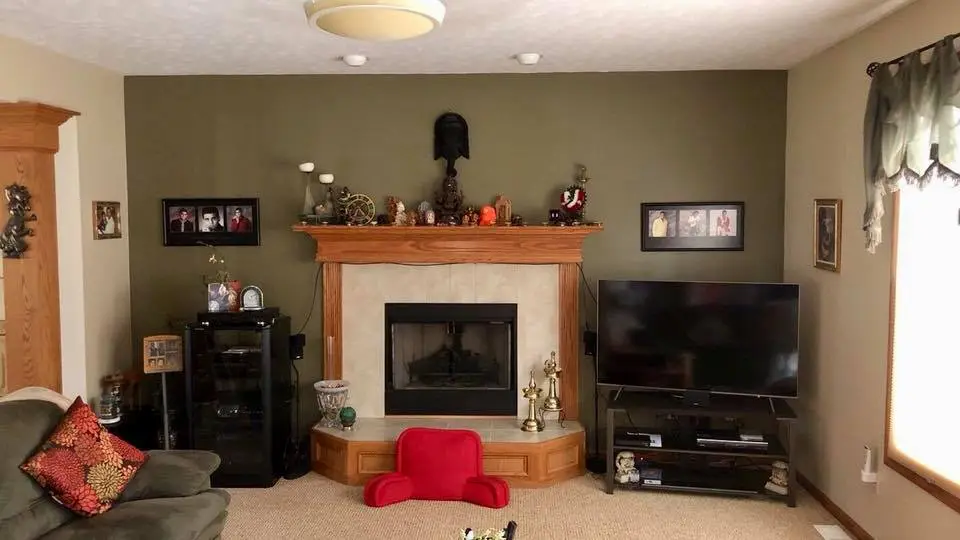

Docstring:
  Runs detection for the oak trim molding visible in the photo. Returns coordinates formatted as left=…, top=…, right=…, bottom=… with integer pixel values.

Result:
left=292, top=224, right=602, bottom=264
left=311, top=428, right=585, bottom=488
left=0, top=102, right=78, bottom=393
left=294, top=224, right=602, bottom=419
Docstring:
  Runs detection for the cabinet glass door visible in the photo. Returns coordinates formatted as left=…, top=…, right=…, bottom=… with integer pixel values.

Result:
left=188, top=327, right=267, bottom=473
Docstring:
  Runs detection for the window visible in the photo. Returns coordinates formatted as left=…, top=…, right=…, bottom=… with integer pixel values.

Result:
left=886, top=182, right=960, bottom=512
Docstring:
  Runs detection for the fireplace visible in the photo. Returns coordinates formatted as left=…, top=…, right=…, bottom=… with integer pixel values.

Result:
left=384, top=303, right=518, bottom=416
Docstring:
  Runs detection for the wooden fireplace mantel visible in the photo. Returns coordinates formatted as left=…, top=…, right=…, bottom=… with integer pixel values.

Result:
left=291, top=224, right=602, bottom=264
left=293, top=224, right=603, bottom=420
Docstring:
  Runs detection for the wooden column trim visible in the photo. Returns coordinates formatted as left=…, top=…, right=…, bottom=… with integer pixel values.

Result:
left=322, top=263, right=343, bottom=380
left=558, top=263, right=580, bottom=420
left=0, top=102, right=78, bottom=393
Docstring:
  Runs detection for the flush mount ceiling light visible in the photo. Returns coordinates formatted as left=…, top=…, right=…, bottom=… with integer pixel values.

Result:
left=304, top=0, right=446, bottom=41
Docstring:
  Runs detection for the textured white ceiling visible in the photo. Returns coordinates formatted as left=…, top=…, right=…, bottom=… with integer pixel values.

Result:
left=0, top=0, right=916, bottom=75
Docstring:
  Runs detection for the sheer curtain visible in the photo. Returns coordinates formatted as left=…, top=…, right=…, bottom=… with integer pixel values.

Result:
left=862, top=36, right=960, bottom=252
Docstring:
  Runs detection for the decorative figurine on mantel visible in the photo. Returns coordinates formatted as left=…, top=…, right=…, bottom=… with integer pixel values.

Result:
left=386, top=196, right=407, bottom=226
left=434, top=112, right=469, bottom=224
left=436, top=173, right=464, bottom=225
left=479, top=205, right=496, bottom=226
left=494, top=195, right=512, bottom=225
left=417, top=201, right=435, bottom=225
left=561, top=164, right=590, bottom=224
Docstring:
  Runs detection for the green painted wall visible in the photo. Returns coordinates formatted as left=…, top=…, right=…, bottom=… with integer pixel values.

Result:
left=124, top=71, right=787, bottom=433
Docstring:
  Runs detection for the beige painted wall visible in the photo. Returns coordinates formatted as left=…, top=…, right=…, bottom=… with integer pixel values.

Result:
left=785, top=0, right=960, bottom=537
left=124, top=72, right=787, bottom=429
left=0, top=35, right=131, bottom=401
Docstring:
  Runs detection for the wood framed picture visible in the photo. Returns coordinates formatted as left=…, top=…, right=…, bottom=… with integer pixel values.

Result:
left=142, top=335, right=183, bottom=374
left=641, top=201, right=745, bottom=252
left=162, top=198, right=260, bottom=246
left=814, top=198, right=842, bottom=272
left=93, top=201, right=122, bottom=240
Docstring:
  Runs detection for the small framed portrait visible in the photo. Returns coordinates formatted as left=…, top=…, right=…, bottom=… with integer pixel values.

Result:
left=93, top=201, right=122, bottom=240
left=207, top=281, right=241, bottom=312
left=142, top=335, right=183, bottom=374
left=162, top=198, right=260, bottom=246
left=814, top=199, right=842, bottom=272
left=642, top=202, right=745, bottom=251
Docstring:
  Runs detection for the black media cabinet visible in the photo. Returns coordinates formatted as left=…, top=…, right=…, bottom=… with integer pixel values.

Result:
left=603, top=390, right=797, bottom=507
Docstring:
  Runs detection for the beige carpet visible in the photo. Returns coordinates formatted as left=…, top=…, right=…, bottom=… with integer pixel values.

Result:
left=224, top=473, right=838, bottom=540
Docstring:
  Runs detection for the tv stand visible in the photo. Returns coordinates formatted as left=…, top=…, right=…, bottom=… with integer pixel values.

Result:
left=604, top=391, right=797, bottom=507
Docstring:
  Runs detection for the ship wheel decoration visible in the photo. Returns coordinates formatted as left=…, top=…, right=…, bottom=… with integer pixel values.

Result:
left=337, top=187, right=376, bottom=226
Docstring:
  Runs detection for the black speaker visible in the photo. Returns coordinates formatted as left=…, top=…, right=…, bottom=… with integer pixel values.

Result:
left=583, top=330, right=597, bottom=357
left=290, top=333, right=305, bottom=360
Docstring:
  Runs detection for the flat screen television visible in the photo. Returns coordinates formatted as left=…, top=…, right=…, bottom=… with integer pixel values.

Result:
left=597, top=280, right=799, bottom=398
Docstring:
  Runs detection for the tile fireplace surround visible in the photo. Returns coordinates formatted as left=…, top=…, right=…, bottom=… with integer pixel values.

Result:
left=293, top=224, right=603, bottom=422
left=343, top=263, right=557, bottom=418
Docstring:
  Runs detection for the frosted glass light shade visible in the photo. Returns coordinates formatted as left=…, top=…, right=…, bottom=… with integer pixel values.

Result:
left=304, top=0, right=445, bottom=41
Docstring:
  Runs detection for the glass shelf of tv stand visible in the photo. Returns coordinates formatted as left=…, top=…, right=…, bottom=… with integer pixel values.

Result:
left=605, top=390, right=798, bottom=422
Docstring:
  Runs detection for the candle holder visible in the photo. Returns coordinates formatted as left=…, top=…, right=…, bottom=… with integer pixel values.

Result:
left=538, top=351, right=564, bottom=427
left=542, top=351, right=562, bottom=412
left=520, top=370, right=543, bottom=433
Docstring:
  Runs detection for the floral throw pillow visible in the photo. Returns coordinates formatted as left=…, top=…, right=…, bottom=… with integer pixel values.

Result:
left=20, top=397, right=148, bottom=517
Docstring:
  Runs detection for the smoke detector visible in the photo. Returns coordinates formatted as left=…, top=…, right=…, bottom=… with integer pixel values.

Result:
left=515, top=53, right=541, bottom=66
left=342, top=54, right=368, bottom=67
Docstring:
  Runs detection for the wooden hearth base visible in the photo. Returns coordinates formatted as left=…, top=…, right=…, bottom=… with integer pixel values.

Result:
left=310, top=420, right=585, bottom=488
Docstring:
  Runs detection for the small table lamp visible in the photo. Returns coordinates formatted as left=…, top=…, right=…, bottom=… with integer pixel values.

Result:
left=143, top=335, right=184, bottom=450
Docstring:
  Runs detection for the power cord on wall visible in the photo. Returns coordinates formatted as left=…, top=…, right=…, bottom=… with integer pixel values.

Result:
left=282, top=265, right=322, bottom=480
left=283, top=361, right=311, bottom=480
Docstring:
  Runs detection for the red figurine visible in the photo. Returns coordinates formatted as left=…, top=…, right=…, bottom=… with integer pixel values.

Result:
left=479, top=205, right=497, bottom=226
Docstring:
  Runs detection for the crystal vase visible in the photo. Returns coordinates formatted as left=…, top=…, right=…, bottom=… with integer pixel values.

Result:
left=314, top=380, right=350, bottom=428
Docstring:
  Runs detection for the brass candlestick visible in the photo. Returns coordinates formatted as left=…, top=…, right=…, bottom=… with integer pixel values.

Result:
left=542, top=351, right=562, bottom=413
left=520, top=369, right=543, bottom=433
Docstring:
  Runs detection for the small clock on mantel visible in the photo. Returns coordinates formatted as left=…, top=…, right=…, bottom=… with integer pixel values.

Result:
left=240, top=286, right=264, bottom=311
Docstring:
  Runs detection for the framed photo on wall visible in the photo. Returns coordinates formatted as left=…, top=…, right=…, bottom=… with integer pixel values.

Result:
left=641, top=201, right=745, bottom=251
left=162, top=198, right=260, bottom=246
left=93, top=201, right=122, bottom=240
left=814, top=198, right=842, bottom=272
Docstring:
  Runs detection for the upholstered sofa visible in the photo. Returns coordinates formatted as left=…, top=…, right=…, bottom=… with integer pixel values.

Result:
left=0, top=388, right=230, bottom=540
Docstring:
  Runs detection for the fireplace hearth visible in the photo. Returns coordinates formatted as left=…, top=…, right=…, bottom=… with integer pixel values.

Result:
left=385, top=303, right=518, bottom=416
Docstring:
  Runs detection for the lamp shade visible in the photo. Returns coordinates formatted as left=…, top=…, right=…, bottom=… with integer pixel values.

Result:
left=303, top=0, right=445, bottom=41
left=143, top=335, right=183, bottom=374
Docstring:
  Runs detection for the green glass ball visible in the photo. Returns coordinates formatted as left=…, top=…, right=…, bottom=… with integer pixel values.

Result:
left=339, top=406, right=357, bottom=428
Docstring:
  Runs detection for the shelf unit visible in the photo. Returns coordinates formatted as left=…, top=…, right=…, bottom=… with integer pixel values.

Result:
left=604, top=390, right=798, bottom=507
left=184, top=313, right=292, bottom=488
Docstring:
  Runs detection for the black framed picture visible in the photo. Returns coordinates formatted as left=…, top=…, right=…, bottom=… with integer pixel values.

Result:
left=162, top=198, right=260, bottom=246
left=641, top=201, right=745, bottom=252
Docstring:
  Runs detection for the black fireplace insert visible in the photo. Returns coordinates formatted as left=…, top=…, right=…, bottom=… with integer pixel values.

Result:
left=384, top=303, right=518, bottom=416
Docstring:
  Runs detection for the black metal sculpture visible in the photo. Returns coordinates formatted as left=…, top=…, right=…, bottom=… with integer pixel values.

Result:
left=0, top=183, right=37, bottom=258
left=433, top=112, right=469, bottom=224
left=434, top=112, right=469, bottom=177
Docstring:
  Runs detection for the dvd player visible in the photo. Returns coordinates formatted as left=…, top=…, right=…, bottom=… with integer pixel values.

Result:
left=696, top=436, right=769, bottom=450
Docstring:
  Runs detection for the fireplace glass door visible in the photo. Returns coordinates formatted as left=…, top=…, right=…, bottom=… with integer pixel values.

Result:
left=384, top=303, right=518, bottom=416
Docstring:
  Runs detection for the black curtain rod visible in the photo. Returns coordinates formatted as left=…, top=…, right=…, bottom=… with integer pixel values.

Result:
left=867, top=33, right=960, bottom=77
